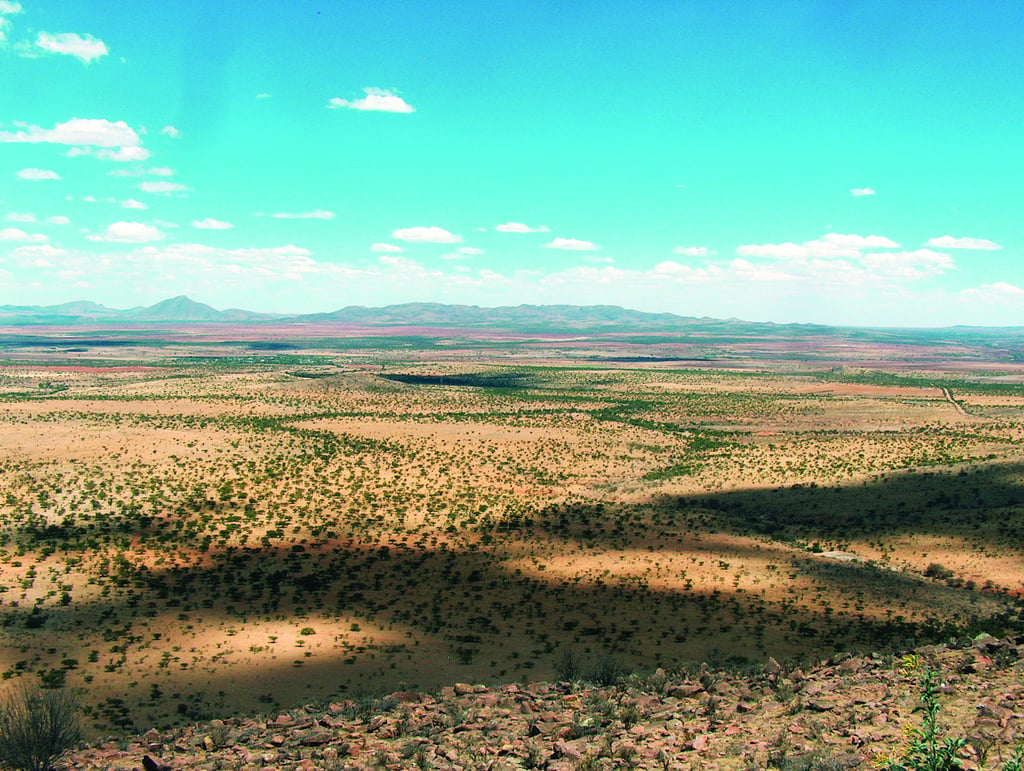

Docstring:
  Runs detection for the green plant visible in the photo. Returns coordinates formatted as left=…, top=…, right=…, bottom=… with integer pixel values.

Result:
left=1001, top=746, right=1024, bottom=771
left=881, top=670, right=964, bottom=771
left=588, top=653, right=624, bottom=686
left=0, top=683, right=82, bottom=771
left=554, top=648, right=583, bottom=682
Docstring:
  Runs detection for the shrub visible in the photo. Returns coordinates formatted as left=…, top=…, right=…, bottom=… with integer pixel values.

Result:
left=881, top=671, right=1024, bottom=771
left=881, top=670, right=964, bottom=771
left=0, top=683, right=81, bottom=771
left=588, top=653, right=624, bottom=687
left=553, top=648, right=583, bottom=682
left=924, top=563, right=954, bottom=581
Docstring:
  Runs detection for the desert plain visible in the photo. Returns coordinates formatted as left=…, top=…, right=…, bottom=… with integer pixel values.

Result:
left=1, top=319, right=1023, bottom=734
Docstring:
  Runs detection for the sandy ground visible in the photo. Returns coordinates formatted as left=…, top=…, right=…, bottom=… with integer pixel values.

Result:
left=1, top=351, right=1022, bottom=731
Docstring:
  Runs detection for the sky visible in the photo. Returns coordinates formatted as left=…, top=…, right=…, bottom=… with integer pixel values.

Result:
left=0, top=0, right=1021, bottom=326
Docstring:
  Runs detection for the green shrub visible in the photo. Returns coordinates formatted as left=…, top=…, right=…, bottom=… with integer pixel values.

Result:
left=924, top=563, right=954, bottom=581
left=882, top=671, right=1024, bottom=771
left=0, top=683, right=81, bottom=771
left=553, top=648, right=583, bottom=682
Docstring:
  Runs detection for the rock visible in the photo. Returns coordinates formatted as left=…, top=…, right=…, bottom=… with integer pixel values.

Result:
left=530, top=721, right=561, bottom=736
left=299, top=731, right=333, bottom=746
left=974, top=633, right=1002, bottom=651
left=141, top=755, right=170, bottom=771
left=387, top=690, right=424, bottom=703
left=976, top=700, right=1015, bottom=726
left=805, top=697, right=837, bottom=712
left=554, top=739, right=582, bottom=760
left=683, top=734, right=708, bottom=751
left=667, top=683, right=704, bottom=698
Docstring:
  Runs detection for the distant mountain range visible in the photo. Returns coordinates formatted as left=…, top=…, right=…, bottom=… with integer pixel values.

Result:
left=0, top=295, right=736, bottom=330
left=1, top=296, right=1022, bottom=339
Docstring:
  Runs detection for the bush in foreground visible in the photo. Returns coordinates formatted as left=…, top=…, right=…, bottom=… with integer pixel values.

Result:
left=0, top=683, right=81, bottom=771
left=882, top=670, right=1023, bottom=771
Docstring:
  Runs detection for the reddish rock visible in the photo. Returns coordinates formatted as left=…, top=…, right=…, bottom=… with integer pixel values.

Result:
left=667, top=683, right=704, bottom=698
left=554, top=739, right=582, bottom=760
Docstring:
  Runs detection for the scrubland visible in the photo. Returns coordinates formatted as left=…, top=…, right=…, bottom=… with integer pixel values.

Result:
left=1, top=332, right=1023, bottom=734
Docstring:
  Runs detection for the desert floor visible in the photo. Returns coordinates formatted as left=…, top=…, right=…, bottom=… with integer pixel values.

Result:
left=1, top=327, right=1022, bottom=732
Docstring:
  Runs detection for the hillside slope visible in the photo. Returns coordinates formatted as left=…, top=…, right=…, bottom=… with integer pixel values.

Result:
left=67, top=635, right=1023, bottom=770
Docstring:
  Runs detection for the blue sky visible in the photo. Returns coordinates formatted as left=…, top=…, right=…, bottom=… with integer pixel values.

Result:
left=1, top=1, right=1021, bottom=326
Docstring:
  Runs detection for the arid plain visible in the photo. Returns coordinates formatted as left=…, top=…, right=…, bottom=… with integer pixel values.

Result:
left=2, top=320, right=1023, bottom=733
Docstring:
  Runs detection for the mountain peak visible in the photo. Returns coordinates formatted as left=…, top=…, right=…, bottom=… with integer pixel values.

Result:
left=131, top=296, right=225, bottom=321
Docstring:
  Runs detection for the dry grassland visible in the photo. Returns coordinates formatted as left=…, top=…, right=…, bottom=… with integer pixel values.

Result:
left=1, top=345, right=1023, bottom=732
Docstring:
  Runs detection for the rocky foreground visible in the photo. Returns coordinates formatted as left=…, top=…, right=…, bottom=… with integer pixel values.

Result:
left=67, top=635, right=1024, bottom=770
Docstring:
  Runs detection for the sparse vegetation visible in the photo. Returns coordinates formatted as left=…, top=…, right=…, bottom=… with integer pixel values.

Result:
left=0, top=683, right=81, bottom=771
left=1, top=327, right=1023, bottom=736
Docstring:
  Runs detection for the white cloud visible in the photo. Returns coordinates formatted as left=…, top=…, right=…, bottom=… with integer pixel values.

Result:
left=140, top=181, right=186, bottom=194
left=377, top=255, right=445, bottom=280
left=861, top=249, right=954, bottom=280
left=45, top=215, right=70, bottom=225
left=738, top=233, right=899, bottom=260
left=392, top=225, right=461, bottom=243
left=92, top=146, right=151, bottom=162
left=5, top=212, right=35, bottom=222
left=0, top=118, right=141, bottom=148
left=543, top=237, right=598, bottom=251
left=735, top=242, right=809, bottom=259
left=960, top=282, right=1024, bottom=301
left=370, top=242, right=405, bottom=253
left=441, top=247, right=484, bottom=260
left=256, top=93, right=272, bottom=99
left=9, top=243, right=65, bottom=260
left=0, top=2, right=19, bottom=42
left=653, top=260, right=708, bottom=277
left=15, top=168, right=60, bottom=181
left=125, top=242, right=324, bottom=282
left=805, top=233, right=899, bottom=252
left=160, top=125, right=180, bottom=138
left=850, top=188, right=876, bottom=197
left=817, top=233, right=898, bottom=248
left=121, top=199, right=147, bottom=209
left=542, top=265, right=628, bottom=285
left=259, top=210, right=336, bottom=220
left=328, top=88, right=415, bottom=113
left=0, top=227, right=47, bottom=242
left=108, top=166, right=174, bottom=177
left=924, top=235, right=1001, bottom=250
left=192, top=218, right=233, bottom=230
left=35, top=32, right=108, bottom=63
left=88, top=221, right=165, bottom=243
left=494, top=222, right=549, bottom=233
left=672, top=246, right=714, bottom=257
left=728, top=258, right=797, bottom=282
